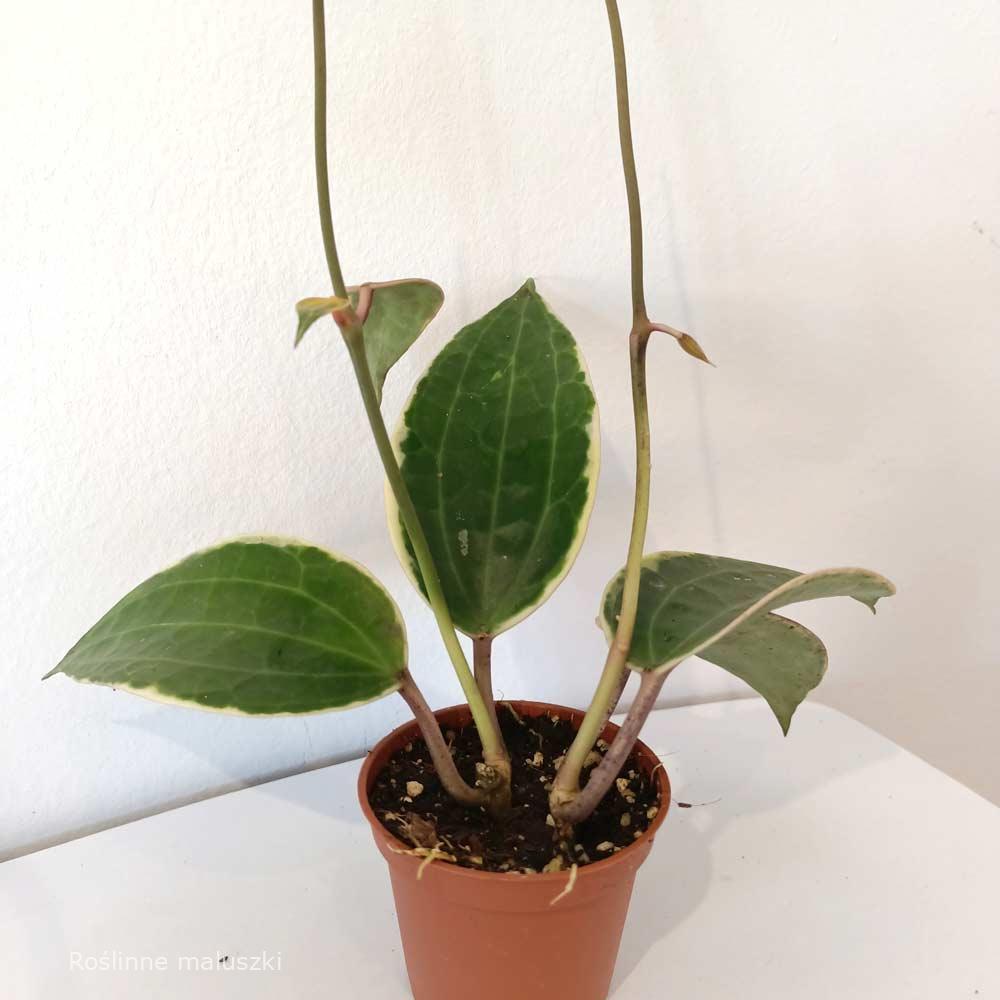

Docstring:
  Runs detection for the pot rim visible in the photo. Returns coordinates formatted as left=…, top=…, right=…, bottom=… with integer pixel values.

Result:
left=357, top=698, right=671, bottom=884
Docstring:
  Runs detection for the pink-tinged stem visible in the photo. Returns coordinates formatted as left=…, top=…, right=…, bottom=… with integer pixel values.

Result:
left=553, top=670, right=665, bottom=826
left=397, top=670, right=487, bottom=808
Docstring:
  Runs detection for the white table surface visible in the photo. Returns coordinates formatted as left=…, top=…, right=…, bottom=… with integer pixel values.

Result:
left=3, top=699, right=998, bottom=998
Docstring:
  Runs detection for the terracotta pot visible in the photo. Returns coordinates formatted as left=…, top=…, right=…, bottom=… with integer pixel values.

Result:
left=358, top=700, right=671, bottom=1000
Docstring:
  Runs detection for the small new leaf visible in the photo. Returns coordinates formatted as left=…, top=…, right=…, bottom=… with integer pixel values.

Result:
left=295, top=296, right=349, bottom=346
left=677, top=332, right=713, bottom=365
left=348, top=279, right=444, bottom=403
left=295, top=280, right=443, bottom=402
left=648, top=322, right=714, bottom=366
left=698, top=613, right=828, bottom=734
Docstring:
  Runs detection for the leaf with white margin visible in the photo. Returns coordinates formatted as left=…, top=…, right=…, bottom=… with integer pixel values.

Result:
left=599, top=551, right=894, bottom=731
left=388, top=279, right=599, bottom=637
left=45, top=538, right=407, bottom=715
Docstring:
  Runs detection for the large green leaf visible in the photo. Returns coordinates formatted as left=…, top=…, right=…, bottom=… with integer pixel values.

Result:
left=295, top=279, right=444, bottom=403
left=599, top=551, right=894, bottom=730
left=388, top=279, right=599, bottom=637
left=45, top=538, right=407, bottom=715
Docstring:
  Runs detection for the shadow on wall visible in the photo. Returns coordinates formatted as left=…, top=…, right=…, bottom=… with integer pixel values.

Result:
left=4, top=693, right=403, bottom=863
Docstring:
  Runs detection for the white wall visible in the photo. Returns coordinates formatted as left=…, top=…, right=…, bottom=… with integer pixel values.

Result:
left=3, top=1, right=998, bottom=861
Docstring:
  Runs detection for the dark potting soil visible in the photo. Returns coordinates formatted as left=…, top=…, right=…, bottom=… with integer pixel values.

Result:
left=369, top=706, right=661, bottom=874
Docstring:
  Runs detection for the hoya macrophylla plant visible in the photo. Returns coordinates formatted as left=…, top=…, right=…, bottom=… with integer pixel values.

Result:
left=45, top=0, right=894, bottom=849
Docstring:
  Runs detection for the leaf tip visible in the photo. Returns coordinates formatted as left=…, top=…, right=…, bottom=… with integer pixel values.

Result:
left=865, top=588, right=896, bottom=615
left=678, top=333, right=714, bottom=366
left=521, top=277, right=537, bottom=294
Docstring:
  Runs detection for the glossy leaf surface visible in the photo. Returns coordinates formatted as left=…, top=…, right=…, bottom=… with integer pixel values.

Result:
left=389, top=280, right=599, bottom=636
left=46, top=539, right=407, bottom=715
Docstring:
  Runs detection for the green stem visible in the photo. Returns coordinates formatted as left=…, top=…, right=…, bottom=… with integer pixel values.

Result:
left=473, top=634, right=505, bottom=760
left=606, top=0, right=645, bottom=326
left=309, top=0, right=508, bottom=786
left=311, top=0, right=347, bottom=299
left=551, top=0, right=654, bottom=820
left=340, top=321, right=506, bottom=766
left=552, top=331, right=651, bottom=810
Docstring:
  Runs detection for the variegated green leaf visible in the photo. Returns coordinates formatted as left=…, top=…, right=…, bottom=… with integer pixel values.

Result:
left=389, top=279, right=599, bottom=637
left=45, top=538, right=407, bottom=715
left=599, top=551, right=894, bottom=731
left=295, top=279, right=444, bottom=403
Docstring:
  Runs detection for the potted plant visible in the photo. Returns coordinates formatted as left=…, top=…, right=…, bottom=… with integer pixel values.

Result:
left=44, top=2, right=894, bottom=998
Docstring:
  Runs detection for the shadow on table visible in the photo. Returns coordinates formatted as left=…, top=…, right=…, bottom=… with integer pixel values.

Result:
left=609, top=706, right=897, bottom=991
left=611, top=808, right=713, bottom=991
